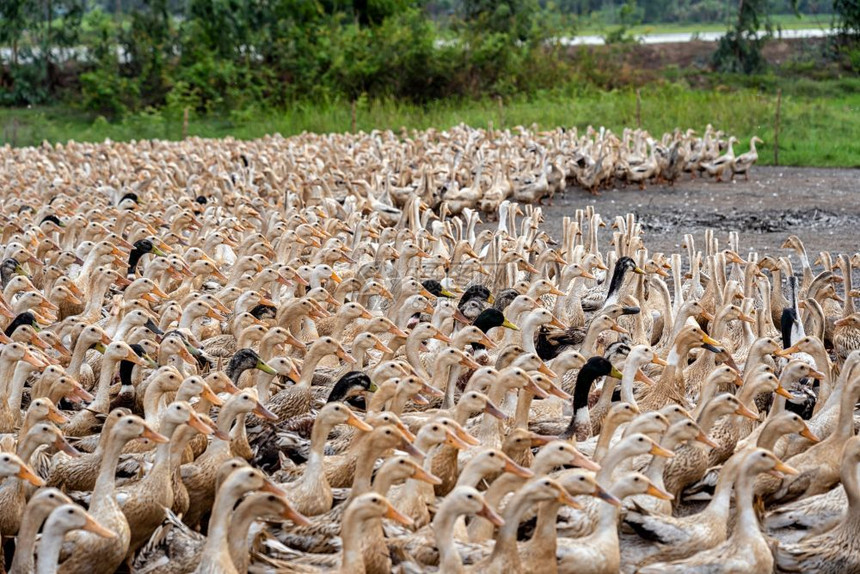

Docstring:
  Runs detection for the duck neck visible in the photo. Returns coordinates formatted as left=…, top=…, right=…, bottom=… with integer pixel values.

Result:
left=562, top=370, right=600, bottom=441
left=35, top=522, right=69, bottom=574
left=620, top=360, right=642, bottom=406
left=91, top=431, right=127, bottom=516
left=513, top=389, right=536, bottom=430
left=303, top=416, right=333, bottom=488
left=5, top=362, right=35, bottom=423
left=11, top=501, right=54, bottom=574
left=732, top=463, right=762, bottom=542
left=339, top=511, right=370, bottom=572
left=519, top=316, right=541, bottom=356
left=488, top=490, right=534, bottom=568
left=298, top=348, right=325, bottom=388
left=440, top=363, right=461, bottom=412
left=434, top=502, right=466, bottom=574
left=834, top=381, right=860, bottom=442
left=405, top=334, right=430, bottom=380
left=145, top=419, right=181, bottom=487
left=202, top=483, right=243, bottom=568
left=93, top=356, right=121, bottom=413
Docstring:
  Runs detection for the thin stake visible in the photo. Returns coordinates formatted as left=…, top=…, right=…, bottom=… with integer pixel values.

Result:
left=497, top=96, right=504, bottom=129
left=636, top=89, right=641, bottom=128
left=774, top=89, right=782, bottom=166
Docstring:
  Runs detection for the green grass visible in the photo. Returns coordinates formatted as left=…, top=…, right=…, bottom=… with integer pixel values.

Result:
left=2, top=81, right=859, bottom=167
left=577, top=13, right=833, bottom=36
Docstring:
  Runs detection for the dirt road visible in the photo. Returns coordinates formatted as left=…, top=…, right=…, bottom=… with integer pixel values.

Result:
left=538, top=166, right=860, bottom=257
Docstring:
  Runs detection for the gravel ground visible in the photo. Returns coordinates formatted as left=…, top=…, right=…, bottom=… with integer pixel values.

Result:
left=537, top=166, right=860, bottom=257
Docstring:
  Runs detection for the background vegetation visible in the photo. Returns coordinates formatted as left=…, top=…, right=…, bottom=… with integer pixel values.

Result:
left=1, top=0, right=859, bottom=167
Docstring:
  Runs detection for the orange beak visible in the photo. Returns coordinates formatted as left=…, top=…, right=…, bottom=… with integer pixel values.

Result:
left=253, top=401, right=278, bottom=421
left=16, top=464, right=44, bottom=487
left=346, top=411, right=373, bottom=432
left=141, top=424, right=169, bottom=444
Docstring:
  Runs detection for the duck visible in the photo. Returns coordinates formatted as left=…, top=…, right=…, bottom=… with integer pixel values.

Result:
left=59, top=414, right=167, bottom=574
left=638, top=449, right=796, bottom=574
left=774, top=435, right=860, bottom=572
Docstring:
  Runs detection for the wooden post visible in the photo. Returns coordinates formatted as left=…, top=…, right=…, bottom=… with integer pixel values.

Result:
left=497, top=96, right=504, bottom=129
left=774, top=89, right=782, bottom=166
left=635, top=89, right=641, bottom=129
left=182, top=107, right=189, bottom=140
left=351, top=100, right=357, bottom=133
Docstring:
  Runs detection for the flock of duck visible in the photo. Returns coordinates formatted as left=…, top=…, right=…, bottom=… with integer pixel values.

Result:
left=0, top=131, right=845, bottom=574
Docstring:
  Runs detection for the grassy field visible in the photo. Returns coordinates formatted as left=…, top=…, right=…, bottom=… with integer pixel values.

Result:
left=2, top=80, right=859, bottom=167
left=577, top=13, right=833, bottom=36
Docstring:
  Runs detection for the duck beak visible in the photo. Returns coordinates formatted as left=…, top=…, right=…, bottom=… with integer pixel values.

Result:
left=409, top=463, right=442, bottom=485
left=502, top=455, right=534, bottom=478
left=83, top=513, right=116, bottom=538
left=336, top=347, right=357, bottom=365
left=141, top=424, right=169, bottom=444
left=799, top=425, right=820, bottom=443
left=55, top=436, right=81, bottom=457
left=483, top=400, right=507, bottom=420
left=478, top=333, right=497, bottom=349
left=775, top=344, right=799, bottom=357
left=538, top=362, right=558, bottom=379
left=16, top=464, right=44, bottom=486
left=701, top=334, right=721, bottom=347
left=609, top=366, right=623, bottom=380
left=501, top=319, right=519, bottom=331
left=432, top=329, right=452, bottom=344
left=460, top=355, right=481, bottom=370
left=373, top=339, right=393, bottom=354
left=384, top=500, right=414, bottom=527
left=651, top=354, right=668, bottom=367
left=400, top=437, right=425, bottom=461
left=632, top=266, right=645, bottom=275
left=739, top=313, right=756, bottom=324
left=477, top=502, right=505, bottom=527
left=255, top=359, right=277, bottom=375
left=453, top=310, right=472, bottom=325
left=178, top=344, right=196, bottom=366
left=201, top=383, right=223, bottom=406
left=388, top=324, right=409, bottom=338
left=634, top=369, right=655, bottom=386
left=524, top=378, right=549, bottom=399
left=260, top=479, right=288, bottom=498
left=206, top=308, right=224, bottom=321
left=808, top=369, right=826, bottom=381
left=187, top=412, right=215, bottom=436
left=529, top=433, right=556, bottom=447
left=557, top=488, right=581, bottom=509
left=329, top=272, right=342, bottom=284
left=22, top=349, right=47, bottom=368
left=593, top=484, right=622, bottom=506
left=346, top=411, right=373, bottom=432
left=545, top=380, right=571, bottom=400
left=549, top=286, right=565, bottom=297
left=695, top=431, right=719, bottom=448
left=734, top=403, right=759, bottom=420
left=774, top=460, right=799, bottom=476
left=124, top=350, right=147, bottom=366
left=444, top=429, right=472, bottom=450
left=775, top=385, right=794, bottom=399
left=151, top=246, right=167, bottom=257
left=645, top=483, right=674, bottom=501
left=67, top=383, right=94, bottom=403
left=439, top=288, right=456, bottom=298
left=610, top=323, right=629, bottom=335
left=649, top=443, right=675, bottom=458
left=277, top=500, right=311, bottom=526
left=253, top=401, right=278, bottom=421
left=47, top=406, right=69, bottom=424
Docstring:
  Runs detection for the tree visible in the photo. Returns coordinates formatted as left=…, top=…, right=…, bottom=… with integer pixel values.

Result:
left=834, top=0, right=860, bottom=44
left=712, top=0, right=797, bottom=73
